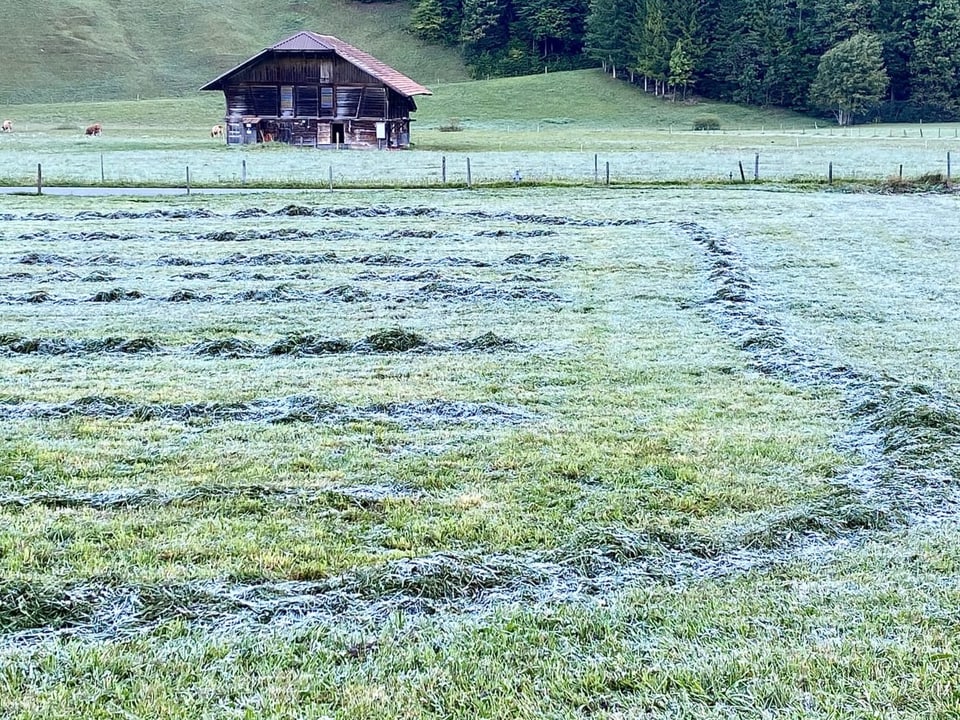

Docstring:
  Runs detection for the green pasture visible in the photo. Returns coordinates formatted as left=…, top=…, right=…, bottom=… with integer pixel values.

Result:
left=0, top=71, right=957, bottom=188
left=0, top=0, right=468, bottom=105
left=0, top=186, right=959, bottom=717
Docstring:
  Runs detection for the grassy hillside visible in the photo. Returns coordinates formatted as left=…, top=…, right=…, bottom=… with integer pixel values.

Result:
left=416, top=70, right=814, bottom=131
left=0, top=69, right=816, bottom=134
left=0, top=0, right=468, bottom=104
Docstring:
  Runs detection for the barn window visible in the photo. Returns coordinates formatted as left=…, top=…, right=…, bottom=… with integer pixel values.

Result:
left=336, top=87, right=362, bottom=118
left=280, top=86, right=294, bottom=117
left=320, top=87, right=334, bottom=114
left=359, top=87, right=386, bottom=117
left=296, top=86, right=319, bottom=117
left=318, top=59, right=333, bottom=82
left=250, top=85, right=279, bottom=117
left=305, top=60, right=333, bottom=81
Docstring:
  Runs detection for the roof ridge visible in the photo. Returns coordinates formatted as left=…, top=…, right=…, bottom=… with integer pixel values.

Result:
left=201, top=32, right=431, bottom=97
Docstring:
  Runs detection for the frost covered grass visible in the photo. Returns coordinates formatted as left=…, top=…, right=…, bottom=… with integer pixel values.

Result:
left=0, top=130, right=956, bottom=186
left=0, top=187, right=959, bottom=717
left=0, top=73, right=957, bottom=187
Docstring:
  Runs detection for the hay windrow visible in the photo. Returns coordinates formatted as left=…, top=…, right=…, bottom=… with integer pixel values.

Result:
left=3, top=205, right=649, bottom=228
left=504, top=252, right=571, bottom=266
left=82, top=271, right=117, bottom=282
left=231, top=285, right=306, bottom=302
left=0, top=331, right=521, bottom=357
left=0, top=510, right=884, bottom=649
left=684, top=219, right=960, bottom=522
left=0, top=395, right=534, bottom=428
left=0, top=483, right=419, bottom=512
left=353, top=329, right=430, bottom=353
left=266, top=335, right=352, bottom=356
left=167, top=289, right=214, bottom=302
left=320, top=284, right=371, bottom=302
left=453, top=332, right=520, bottom=351
left=412, top=281, right=563, bottom=302
left=88, top=288, right=144, bottom=303
left=0, top=336, right=160, bottom=355
left=190, top=337, right=261, bottom=358
left=19, top=291, right=54, bottom=303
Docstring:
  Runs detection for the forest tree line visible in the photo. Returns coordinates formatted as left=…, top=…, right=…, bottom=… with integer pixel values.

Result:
left=400, top=0, right=960, bottom=122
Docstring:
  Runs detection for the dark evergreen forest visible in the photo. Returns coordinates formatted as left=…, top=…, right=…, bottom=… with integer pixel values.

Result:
left=402, top=0, right=960, bottom=122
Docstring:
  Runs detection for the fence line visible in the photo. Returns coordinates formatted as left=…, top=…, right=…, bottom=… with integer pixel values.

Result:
left=6, top=149, right=960, bottom=189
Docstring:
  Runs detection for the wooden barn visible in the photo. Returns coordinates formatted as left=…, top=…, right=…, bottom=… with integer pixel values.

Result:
left=200, top=31, right=432, bottom=148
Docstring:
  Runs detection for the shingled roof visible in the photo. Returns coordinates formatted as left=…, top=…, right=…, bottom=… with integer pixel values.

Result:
left=200, top=31, right=432, bottom=97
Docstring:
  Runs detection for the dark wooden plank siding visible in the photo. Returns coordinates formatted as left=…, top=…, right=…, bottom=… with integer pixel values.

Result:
left=214, top=47, right=420, bottom=147
left=231, top=55, right=380, bottom=86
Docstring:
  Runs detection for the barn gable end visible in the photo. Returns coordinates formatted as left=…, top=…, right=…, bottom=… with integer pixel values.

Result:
left=200, top=32, right=431, bottom=148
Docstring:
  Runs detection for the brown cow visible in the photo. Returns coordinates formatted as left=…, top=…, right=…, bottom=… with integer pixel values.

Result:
left=210, top=124, right=224, bottom=138
left=1, top=120, right=12, bottom=133
left=84, top=123, right=102, bottom=136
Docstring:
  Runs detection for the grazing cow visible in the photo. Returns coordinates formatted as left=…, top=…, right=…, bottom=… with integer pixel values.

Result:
left=211, top=124, right=224, bottom=138
left=1, top=120, right=11, bottom=133
left=84, top=123, right=102, bottom=136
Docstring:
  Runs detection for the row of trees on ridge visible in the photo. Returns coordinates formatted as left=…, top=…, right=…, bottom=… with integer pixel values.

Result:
left=403, top=0, right=960, bottom=123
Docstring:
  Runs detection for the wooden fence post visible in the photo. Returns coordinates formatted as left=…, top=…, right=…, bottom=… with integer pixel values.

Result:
left=605, top=161, right=610, bottom=185
left=100, top=153, right=105, bottom=183
left=828, top=161, right=833, bottom=185
left=328, top=165, right=333, bottom=190
left=36, top=163, right=42, bottom=195
left=948, top=152, right=952, bottom=186
left=441, top=156, right=446, bottom=184
left=738, top=161, right=746, bottom=182
left=467, top=157, right=472, bottom=188
left=594, top=154, right=598, bottom=184
left=754, top=153, right=759, bottom=181
left=186, top=166, right=190, bottom=195
left=242, top=159, right=246, bottom=185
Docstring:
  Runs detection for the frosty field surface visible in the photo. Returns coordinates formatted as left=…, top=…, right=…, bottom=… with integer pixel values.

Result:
left=1, top=186, right=959, bottom=718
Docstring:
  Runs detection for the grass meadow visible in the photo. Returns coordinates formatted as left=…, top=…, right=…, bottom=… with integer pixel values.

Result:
left=1, top=70, right=958, bottom=188
left=1, top=70, right=960, bottom=717
left=0, top=184, right=958, bottom=717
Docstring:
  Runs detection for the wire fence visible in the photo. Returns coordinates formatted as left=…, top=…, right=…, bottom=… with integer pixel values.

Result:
left=0, top=138, right=957, bottom=189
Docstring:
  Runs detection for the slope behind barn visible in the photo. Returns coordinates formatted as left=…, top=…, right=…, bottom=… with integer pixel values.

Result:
left=0, top=1, right=465, bottom=103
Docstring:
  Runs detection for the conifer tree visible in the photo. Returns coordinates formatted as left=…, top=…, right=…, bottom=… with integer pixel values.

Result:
left=910, top=0, right=960, bottom=117
left=668, top=39, right=694, bottom=99
left=584, top=0, right=634, bottom=76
